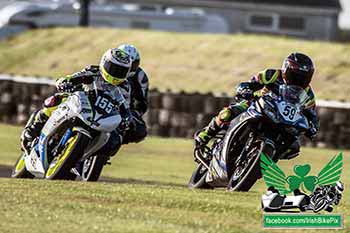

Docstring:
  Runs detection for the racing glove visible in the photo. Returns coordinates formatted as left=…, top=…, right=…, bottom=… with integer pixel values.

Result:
left=119, top=104, right=136, bottom=131
left=126, top=112, right=136, bottom=131
left=303, top=109, right=319, bottom=140
left=236, top=83, right=254, bottom=100
left=56, top=78, right=75, bottom=93
left=305, top=126, right=317, bottom=140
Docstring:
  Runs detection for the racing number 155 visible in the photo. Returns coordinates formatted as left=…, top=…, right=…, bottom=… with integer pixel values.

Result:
left=95, top=96, right=114, bottom=113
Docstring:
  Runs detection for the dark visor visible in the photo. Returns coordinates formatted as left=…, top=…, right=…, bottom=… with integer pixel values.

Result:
left=103, top=60, right=129, bottom=79
left=285, top=70, right=312, bottom=89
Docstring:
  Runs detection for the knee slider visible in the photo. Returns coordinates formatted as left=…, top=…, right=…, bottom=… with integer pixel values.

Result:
left=44, top=94, right=62, bottom=108
left=217, top=107, right=233, bottom=123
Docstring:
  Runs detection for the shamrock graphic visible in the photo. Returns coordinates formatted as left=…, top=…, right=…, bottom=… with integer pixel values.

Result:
left=286, top=165, right=318, bottom=193
left=260, top=152, right=343, bottom=195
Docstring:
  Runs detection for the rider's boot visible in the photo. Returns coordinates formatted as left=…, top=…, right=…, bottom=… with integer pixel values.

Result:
left=194, top=105, right=247, bottom=163
left=20, top=110, right=49, bottom=152
left=194, top=106, right=237, bottom=148
left=195, top=118, right=221, bottom=147
left=194, top=118, right=221, bottom=163
left=20, top=94, right=65, bottom=152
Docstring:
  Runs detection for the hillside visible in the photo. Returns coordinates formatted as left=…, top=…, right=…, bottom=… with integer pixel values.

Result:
left=0, top=28, right=350, bottom=100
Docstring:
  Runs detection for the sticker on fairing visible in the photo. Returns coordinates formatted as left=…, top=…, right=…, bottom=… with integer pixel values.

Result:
left=277, top=102, right=301, bottom=122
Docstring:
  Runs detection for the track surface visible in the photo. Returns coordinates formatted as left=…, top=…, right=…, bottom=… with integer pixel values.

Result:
left=0, top=165, right=11, bottom=178
left=0, top=164, right=186, bottom=187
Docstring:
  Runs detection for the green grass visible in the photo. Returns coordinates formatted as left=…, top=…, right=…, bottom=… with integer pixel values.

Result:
left=1, top=28, right=350, bottom=100
left=0, top=124, right=194, bottom=185
left=0, top=123, right=349, bottom=232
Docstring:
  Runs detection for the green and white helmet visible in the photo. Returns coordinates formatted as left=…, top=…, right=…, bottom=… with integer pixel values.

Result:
left=117, top=44, right=140, bottom=77
left=100, top=48, right=132, bottom=85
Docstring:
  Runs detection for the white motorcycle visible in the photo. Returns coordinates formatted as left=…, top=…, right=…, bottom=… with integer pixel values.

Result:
left=12, top=82, right=127, bottom=181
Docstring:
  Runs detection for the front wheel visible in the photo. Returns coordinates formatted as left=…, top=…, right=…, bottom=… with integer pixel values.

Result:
left=11, top=153, right=34, bottom=179
left=227, top=140, right=266, bottom=191
left=45, top=132, right=90, bottom=180
left=188, top=163, right=212, bottom=189
left=81, top=155, right=108, bottom=182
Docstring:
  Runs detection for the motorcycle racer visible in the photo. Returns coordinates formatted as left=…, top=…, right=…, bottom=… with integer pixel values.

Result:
left=20, top=48, right=133, bottom=160
left=117, top=44, right=149, bottom=144
left=195, top=52, right=319, bottom=161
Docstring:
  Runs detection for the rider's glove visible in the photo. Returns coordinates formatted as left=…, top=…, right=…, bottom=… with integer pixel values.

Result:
left=305, top=125, right=317, bottom=140
left=56, top=79, right=75, bottom=93
left=128, top=116, right=136, bottom=131
left=123, top=110, right=136, bottom=131
left=236, top=84, right=254, bottom=100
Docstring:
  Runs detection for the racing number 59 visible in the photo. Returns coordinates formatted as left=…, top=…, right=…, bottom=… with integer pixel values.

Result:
left=282, top=105, right=296, bottom=120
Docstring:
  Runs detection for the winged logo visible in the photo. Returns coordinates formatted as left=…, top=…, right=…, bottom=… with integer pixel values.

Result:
left=260, top=152, right=343, bottom=195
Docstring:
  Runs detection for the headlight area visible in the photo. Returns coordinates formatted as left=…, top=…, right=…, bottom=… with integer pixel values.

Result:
left=258, top=98, right=279, bottom=123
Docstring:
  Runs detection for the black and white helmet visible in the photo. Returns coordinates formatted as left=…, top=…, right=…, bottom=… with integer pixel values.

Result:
left=118, top=44, right=140, bottom=77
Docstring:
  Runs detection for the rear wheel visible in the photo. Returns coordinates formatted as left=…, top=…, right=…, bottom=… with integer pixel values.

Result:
left=45, top=132, right=90, bottom=180
left=11, top=153, right=34, bottom=179
left=81, top=155, right=108, bottom=182
left=188, top=163, right=212, bottom=189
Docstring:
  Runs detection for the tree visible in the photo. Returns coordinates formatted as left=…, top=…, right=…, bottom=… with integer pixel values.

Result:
left=79, top=0, right=91, bottom=27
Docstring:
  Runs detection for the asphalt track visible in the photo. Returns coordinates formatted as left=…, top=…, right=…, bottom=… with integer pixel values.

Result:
left=0, top=164, right=185, bottom=187
left=0, top=165, right=11, bottom=178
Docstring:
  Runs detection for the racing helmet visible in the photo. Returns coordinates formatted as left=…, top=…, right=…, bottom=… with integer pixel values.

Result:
left=100, top=48, right=132, bottom=85
left=282, top=52, right=315, bottom=89
left=117, top=44, right=140, bottom=77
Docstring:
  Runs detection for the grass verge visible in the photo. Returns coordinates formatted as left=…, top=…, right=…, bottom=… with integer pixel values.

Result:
left=0, top=123, right=349, bottom=232
left=0, top=28, right=350, bottom=100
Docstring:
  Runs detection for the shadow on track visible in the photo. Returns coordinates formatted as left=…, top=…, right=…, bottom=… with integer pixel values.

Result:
left=0, top=165, right=11, bottom=178
left=100, top=176, right=186, bottom=187
left=0, top=165, right=186, bottom=187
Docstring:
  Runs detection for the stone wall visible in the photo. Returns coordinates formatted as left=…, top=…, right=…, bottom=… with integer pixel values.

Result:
left=0, top=75, right=349, bottom=149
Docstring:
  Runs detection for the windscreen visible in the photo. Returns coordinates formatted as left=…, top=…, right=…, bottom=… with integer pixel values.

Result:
left=278, top=85, right=308, bottom=104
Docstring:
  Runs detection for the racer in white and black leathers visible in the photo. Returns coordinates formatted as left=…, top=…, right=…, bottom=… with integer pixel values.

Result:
left=123, top=67, right=148, bottom=143
left=117, top=44, right=149, bottom=144
left=20, top=49, right=136, bottom=160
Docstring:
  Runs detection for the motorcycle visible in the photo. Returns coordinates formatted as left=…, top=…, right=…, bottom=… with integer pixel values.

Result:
left=189, top=84, right=310, bottom=191
left=11, top=81, right=127, bottom=181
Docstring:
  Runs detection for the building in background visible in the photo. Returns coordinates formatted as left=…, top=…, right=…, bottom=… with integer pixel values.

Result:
left=0, top=0, right=343, bottom=41
left=110, top=0, right=341, bottom=41
left=0, top=0, right=229, bottom=39
left=339, top=0, right=350, bottom=29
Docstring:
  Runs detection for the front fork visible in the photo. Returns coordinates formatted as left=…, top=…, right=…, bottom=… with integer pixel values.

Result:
left=51, top=128, right=73, bottom=159
left=234, top=131, right=255, bottom=168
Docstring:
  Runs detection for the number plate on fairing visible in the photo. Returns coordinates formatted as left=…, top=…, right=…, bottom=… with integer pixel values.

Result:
left=277, top=101, right=301, bottom=122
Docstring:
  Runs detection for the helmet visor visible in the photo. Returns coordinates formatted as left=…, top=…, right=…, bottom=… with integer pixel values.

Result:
left=103, top=59, right=129, bottom=80
left=285, top=69, right=312, bottom=89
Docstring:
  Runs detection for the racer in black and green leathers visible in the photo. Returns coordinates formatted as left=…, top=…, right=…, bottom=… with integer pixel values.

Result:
left=195, top=52, right=319, bottom=161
